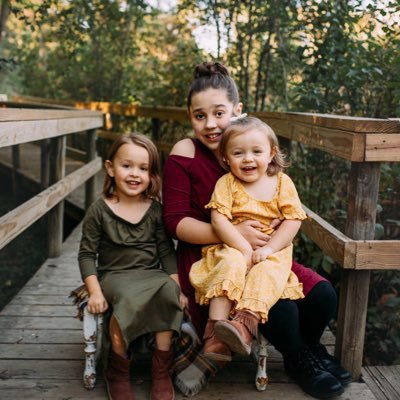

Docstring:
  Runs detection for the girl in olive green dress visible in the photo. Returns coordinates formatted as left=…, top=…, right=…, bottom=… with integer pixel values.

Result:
left=78, top=134, right=187, bottom=400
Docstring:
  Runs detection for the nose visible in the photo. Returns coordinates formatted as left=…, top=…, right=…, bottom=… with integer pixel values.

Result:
left=130, top=167, right=139, bottom=177
left=243, top=152, right=253, bottom=162
left=205, top=116, right=217, bottom=129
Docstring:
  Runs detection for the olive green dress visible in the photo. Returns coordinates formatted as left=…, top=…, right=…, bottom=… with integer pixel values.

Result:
left=78, top=198, right=183, bottom=354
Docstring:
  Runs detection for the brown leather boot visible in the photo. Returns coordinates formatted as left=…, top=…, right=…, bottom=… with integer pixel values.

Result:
left=215, top=310, right=259, bottom=356
left=150, top=348, right=175, bottom=400
left=202, top=319, right=232, bottom=362
left=104, top=349, right=136, bottom=400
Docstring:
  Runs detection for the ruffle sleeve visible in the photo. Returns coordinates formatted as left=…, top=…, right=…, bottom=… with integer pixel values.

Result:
left=205, top=173, right=234, bottom=220
left=278, top=173, right=307, bottom=220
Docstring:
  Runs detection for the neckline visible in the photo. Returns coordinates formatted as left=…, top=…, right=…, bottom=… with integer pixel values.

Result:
left=100, top=197, right=155, bottom=226
left=233, top=172, right=282, bottom=204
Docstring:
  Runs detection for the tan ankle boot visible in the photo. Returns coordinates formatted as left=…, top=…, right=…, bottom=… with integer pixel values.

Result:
left=104, top=350, right=136, bottom=400
left=202, top=319, right=232, bottom=362
left=215, top=310, right=259, bottom=356
left=150, top=348, right=175, bottom=400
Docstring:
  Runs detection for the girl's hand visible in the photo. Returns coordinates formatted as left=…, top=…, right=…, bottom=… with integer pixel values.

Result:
left=252, top=246, right=274, bottom=265
left=269, top=218, right=282, bottom=231
left=235, top=220, right=271, bottom=250
left=87, top=291, right=108, bottom=314
left=179, top=293, right=189, bottom=311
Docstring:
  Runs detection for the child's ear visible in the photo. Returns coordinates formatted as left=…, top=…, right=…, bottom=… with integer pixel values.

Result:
left=223, top=157, right=229, bottom=165
left=234, top=102, right=243, bottom=116
left=269, top=147, right=277, bottom=162
left=104, top=160, right=114, bottom=177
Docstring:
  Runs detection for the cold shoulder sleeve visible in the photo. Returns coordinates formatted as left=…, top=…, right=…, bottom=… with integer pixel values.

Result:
left=278, top=173, right=307, bottom=220
left=205, top=173, right=234, bottom=220
left=78, top=200, right=102, bottom=280
left=162, top=155, right=193, bottom=239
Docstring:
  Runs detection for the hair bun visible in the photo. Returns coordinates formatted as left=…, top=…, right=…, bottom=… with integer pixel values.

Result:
left=194, top=61, right=230, bottom=78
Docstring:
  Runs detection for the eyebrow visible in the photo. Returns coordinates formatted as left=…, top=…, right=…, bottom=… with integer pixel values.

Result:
left=192, top=104, right=228, bottom=113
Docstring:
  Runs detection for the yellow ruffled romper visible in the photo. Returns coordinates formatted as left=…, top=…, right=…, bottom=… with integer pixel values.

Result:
left=189, top=172, right=307, bottom=322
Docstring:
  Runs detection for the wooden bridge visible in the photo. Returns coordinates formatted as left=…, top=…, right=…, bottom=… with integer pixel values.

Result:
left=0, top=97, right=399, bottom=399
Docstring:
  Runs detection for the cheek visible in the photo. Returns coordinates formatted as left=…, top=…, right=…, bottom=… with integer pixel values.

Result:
left=220, top=118, right=232, bottom=130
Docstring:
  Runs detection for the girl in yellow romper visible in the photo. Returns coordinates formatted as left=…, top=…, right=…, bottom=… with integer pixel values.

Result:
left=189, top=116, right=307, bottom=359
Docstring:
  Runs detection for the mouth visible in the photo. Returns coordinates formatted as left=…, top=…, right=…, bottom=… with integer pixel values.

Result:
left=241, top=166, right=256, bottom=171
left=126, top=180, right=141, bottom=187
left=205, top=132, right=222, bottom=141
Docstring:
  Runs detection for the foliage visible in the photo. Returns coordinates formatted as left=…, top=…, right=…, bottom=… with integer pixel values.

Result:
left=2, top=0, right=203, bottom=104
left=365, top=271, right=400, bottom=365
left=292, top=0, right=400, bottom=117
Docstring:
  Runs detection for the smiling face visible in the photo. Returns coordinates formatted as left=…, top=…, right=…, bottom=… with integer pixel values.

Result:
left=189, top=88, right=242, bottom=153
left=105, top=143, right=150, bottom=201
left=224, top=128, right=275, bottom=183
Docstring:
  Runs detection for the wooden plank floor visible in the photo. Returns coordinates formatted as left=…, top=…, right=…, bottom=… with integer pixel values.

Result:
left=0, top=224, right=379, bottom=399
left=362, top=365, right=400, bottom=400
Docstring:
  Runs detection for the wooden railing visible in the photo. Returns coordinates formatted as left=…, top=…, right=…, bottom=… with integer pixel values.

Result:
left=10, top=95, right=400, bottom=380
left=0, top=106, right=103, bottom=257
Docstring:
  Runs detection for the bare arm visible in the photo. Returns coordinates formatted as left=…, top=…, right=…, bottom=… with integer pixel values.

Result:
left=176, top=217, right=220, bottom=244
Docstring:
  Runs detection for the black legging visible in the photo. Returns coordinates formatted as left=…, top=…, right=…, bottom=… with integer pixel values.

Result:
left=258, top=281, right=337, bottom=356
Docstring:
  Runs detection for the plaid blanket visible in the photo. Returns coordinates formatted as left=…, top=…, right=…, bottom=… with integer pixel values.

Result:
left=70, top=285, right=222, bottom=396
left=172, top=320, right=222, bottom=396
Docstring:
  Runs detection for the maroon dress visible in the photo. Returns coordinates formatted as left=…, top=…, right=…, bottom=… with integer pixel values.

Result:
left=162, top=138, right=326, bottom=337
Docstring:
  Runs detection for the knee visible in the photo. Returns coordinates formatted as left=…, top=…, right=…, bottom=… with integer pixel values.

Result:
left=308, top=281, right=337, bottom=315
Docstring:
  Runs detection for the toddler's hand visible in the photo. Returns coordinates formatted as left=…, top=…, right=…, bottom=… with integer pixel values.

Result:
left=242, top=248, right=254, bottom=274
left=252, top=246, right=274, bottom=264
left=87, top=292, right=108, bottom=314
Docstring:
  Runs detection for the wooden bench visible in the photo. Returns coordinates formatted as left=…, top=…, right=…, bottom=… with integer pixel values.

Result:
left=80, top=302, right=269, bottom=392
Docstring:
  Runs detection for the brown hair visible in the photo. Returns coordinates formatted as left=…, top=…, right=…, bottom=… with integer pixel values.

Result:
left=219, top=116, right=289, bottom=176
left=187, top=61, right=239, bottom=110
left=103, top=134, right=161, bottom=201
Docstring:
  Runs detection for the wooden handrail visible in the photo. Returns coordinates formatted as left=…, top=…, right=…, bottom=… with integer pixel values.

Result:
left=0, top=110, right=103, bottom=148
left=11, top=96, right=400, bottom=162
left=0, top=157, right=102, bottom=250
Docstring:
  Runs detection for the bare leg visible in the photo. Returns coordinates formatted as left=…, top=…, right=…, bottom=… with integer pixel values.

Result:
left=109, top=315, right=126, bottom=356
left=155, top=330, right=173, bottom=351
left=209, top=296, right=233, bottom=320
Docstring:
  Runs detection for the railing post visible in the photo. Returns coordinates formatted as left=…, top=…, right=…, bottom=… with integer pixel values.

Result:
left=335, top=161, right=381, bottom=380
left=11, top=145, right=20, bottom=200
left=85, top=129, right=97, bottom=209
left=152, top=118, right=161, bottom=142
left=40, top=139, right=50, bottom=188
left=47, top=135, right=66, bottom=257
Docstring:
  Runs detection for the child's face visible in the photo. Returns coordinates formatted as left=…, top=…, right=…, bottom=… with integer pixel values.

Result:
left=105, top=143, right=150, bottom=200
left=189, top=88, right=242, bottom=153
left=224, top=129, right=275, bottom=183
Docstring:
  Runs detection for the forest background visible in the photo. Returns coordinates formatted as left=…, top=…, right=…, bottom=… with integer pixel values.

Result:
left=0, top=0, right=399, bottom=366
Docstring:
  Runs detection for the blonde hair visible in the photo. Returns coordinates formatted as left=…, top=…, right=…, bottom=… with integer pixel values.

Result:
left=219, top=116, right=289, bottom=176
left=103, top=134, right=161, bottom=201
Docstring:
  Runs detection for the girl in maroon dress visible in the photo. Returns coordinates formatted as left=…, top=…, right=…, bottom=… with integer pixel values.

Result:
left=162, top=61, right=350, bottom=399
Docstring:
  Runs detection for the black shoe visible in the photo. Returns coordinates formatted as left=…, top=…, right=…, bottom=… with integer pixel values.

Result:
left=309, top=343, right=352, bottom=386
left=284, top=346, right=344, bottom=399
